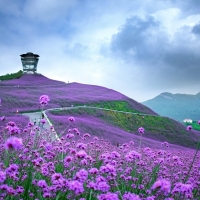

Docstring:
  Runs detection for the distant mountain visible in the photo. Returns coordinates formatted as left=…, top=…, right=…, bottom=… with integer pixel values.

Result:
left=142, top=92, right=200, bottom=121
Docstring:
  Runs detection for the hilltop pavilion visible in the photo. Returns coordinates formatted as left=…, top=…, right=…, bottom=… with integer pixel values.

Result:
left=20, top=52, right=39, bottom=73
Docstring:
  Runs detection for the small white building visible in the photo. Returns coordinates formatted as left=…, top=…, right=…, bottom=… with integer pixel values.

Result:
left=183, top=119, right=193, bottom=123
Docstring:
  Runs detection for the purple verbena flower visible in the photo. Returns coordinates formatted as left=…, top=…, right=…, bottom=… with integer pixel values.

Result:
left=125, top=150, right=141, bottom=162
left=75, top=169, right=88, bottom=183
left=37, top=180, right=48, bottom=188
left=97, top=192, right=119, bottom=200
left=138, top=127, right=144, bottom=134
left=0, top=171, right=6, bottom=183
left=83, top=133, right=91, bottom=138
left=5, top=137, right=23, bottom=150
left=187, top=125, right=192, bottom=130
left=51, top=173, right=63, bottom=185
left=89, top=168, right=99, bottom=175
left=28, top=122, right=34, bottom=127
left=68, top=180, right=84, bottom=194
left=43, top=193, right=51, bottom=198
left=76, top=150, right=87, bottom=159
left=66, top=133, right=75, bottom=139
left=0, top=116, right=6, bottom=121
left=68, top=117, right=75, bottom=122
left=123, top=192, right=141, bottom=200
left=97, top=181, right=110, bottom=192
left=152, top=179, right=171, bottom=195
left=172, top=182, right=193, bottom=199
left=39, top=95, right=50, bottom=105
left=40, top=119, right=46, bottom=124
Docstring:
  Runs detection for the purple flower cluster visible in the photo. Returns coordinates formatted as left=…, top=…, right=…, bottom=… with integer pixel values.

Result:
left=68, top=116, right=75, bottom=122
left=39, top=95, right=50, bottom=105
left=138, top=127, right=145, bottom=134
left=5, top=137, right=23, bottom=150
left=187, top=125, right=192, bottom=130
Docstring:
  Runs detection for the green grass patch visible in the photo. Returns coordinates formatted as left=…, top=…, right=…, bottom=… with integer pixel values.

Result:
left=0, top=70, right=23, bottom=81
left=184, top=121, right=200, bottom=131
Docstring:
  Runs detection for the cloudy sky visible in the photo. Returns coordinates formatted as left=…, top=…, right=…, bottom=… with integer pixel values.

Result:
left=0, top=0, right=200, bottom=102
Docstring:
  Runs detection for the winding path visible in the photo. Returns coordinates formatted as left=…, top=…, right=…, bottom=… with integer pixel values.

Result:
left=23, top=105, right=162, bottom=141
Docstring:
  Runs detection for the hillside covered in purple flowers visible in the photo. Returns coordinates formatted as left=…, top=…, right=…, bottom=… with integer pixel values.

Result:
left=0, top=73, right=199, bottom=148
left=0, top=74, right=156, bottom=114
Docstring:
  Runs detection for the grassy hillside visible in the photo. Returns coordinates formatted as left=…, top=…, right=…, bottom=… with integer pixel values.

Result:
left=0, top=70, right=23, bottom=81
left=47, top=107, right=199, bottom=148
left=142, top=92, right=200, bottom=121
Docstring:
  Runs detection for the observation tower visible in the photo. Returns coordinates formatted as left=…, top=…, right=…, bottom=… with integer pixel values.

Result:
left=20, top=52, right=39, bottom=73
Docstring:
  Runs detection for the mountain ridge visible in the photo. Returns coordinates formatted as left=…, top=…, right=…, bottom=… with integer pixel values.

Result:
left=142, top=92, right=200, bottom=121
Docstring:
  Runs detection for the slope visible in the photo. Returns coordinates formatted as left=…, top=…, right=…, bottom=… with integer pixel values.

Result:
left=0, top=73, right=156, bottom=115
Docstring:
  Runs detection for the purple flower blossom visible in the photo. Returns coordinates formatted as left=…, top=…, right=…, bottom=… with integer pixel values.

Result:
left=0, top=171, right=6, bottom=183
left=68, top=116, right=75, bottom=122
left=172, top=182, right=193, bottom=198
left=40, top=119, right=46, bottom=124
left=8, top=126, right=21, bottom=134
left=39, top=95, right=50, bottom=105
left=76, top=150, right=87, bottom=159
left=51, top=173, right=63, bottom=185
left=66, top=133, right=75, bottom=139
left=138, top=127, right=144, bottom=134
left=37, top=180, right=48, bottom=188
left=187, top=125, right=192, bottom=130
left=123, top=192, right=141, bottom=200
left=89, top=168, right=99, bottom=175
left=68, top=180, right=84, bottom=194
left=76, top=143, right=87, bottom=150
left=83, top=133, right=91, bottom=138
left=125, top=150, right=141, bottom=162
left=97, top=181, right=110, bottom=192
left=7, top=121, right=16, bottom=127
left=198, top=120, right=200, bottom=125
left=43, top=193, right=51, bottom=198
left=28, top=122, right=34, bottom=127
left=161, top=141, right=169, bottom=147
left=97, top=192, right=119, bottom=200
left=0, top=116, right=6, bottom=121
left=16, top=186, right=24, bottom=194
left=87, top=181, right=97, bottom=190
left=152, top=179, right=171, bottom=195
left=75, top=169, right=88, bottom=183
left=5, top=137, right=23, bottom=150
left=64, top=156, right=73, bottom=163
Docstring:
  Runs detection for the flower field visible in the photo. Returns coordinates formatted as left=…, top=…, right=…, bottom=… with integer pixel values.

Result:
left=0, top=74, right=200, bottom=199
left=0, top=106, right=200, bottom=199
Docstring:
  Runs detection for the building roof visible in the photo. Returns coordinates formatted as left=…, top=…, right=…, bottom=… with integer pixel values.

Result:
left=20, top=52, right=39, bottom=58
